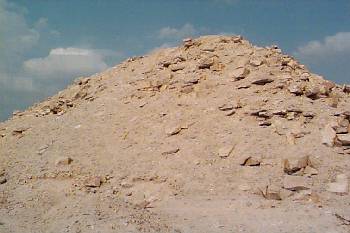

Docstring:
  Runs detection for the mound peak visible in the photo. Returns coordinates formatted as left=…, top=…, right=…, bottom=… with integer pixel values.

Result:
left=1, top=35, right=350, bottom=233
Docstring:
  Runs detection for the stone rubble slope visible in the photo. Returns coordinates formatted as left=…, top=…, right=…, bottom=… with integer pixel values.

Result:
left=0, top=35, right=350, bottom=233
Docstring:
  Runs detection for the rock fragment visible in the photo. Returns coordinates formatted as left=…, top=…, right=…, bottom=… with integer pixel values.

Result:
left=272, top=109, right=287, bottom=116
left=0, top=177, right=6, bottom=185
left=12, top=110, right=24, bottom=117
left=202, top=46, right=215, bottom=52
left=257, top=111, right=272, bottom=118
left=320, top=81, right=335, bottom=96
left=135, top=200, right=151, bottom=209
left=283, top=156, right=311, bottom=175
left=240, top=157, right=261, bottom=166
left=286, top=112, right=298, bottom=121
left=248, top=109, right=268, bottom=117
left=302, top=111, right=315, bottom=118
left=286, top=107, right=303, bottom=113
left=249, top=58, right=263, bottom=67
left=224, top=109, right=236, bottom=116
left=343, top=146, right=350, bottom=154
left=181, top=86, right=194, bottom=94
left=231, top=67, right=250, bottom=81
left=12, top=127, right=29, bottom=136
left=288, top=83, right=304, bottom=95
left=55, top=156, right=73, bottom=166
left=342, top=85, right=350, bottom=94
left=218, top=104, right=234, bottom=111
left=183, top=77, right=200, bottom=85
left=251, top=77, right=274, bottom=85
left=335, top=213, right=350, bottom=226
left=258, top=120, right=272, bottom=127
left=335, top=127, right=349, bottom=134
left=162, top=148, right=180, bottom=156
left=198, top=57, right=214, bottom=69
left=281, top=56, right=292, bottom=66
left=218, top=145, right=235, bottom=158
left=183, top=38, right=194, bottom=48
left=84, top=176, right=102, bottom=188
left=327, top=174, right=348, bottom=194
left=75, top=77, right=90, bottom=85
left=237, top=84, right=251, bottom=89
left=166, top=126, right=183, bottom=136
left=287, top=60, right=299, bottom=69
left=329, top=96, right=339, bottom=108
left=283, top=175, right=310, bottom=191
left=0, top=172, right=6, bottom=185
left=337, top=134, right=350, bottom=146
left=259, top=185, right=282, bottom=200
left=232, top=35, right=243, bottom=43
left=218, top=101, right=241, bottom=111
left=120, top=181, right=133, bottom=188
left=291, top=190, right=320, bottom=202
left=37, top=145, right=49, bottom=155
left=169, top=64, right=185, bottom=72
left=303, top=166, right=318, bottom=177
left=322, top=124, right=337, bottom=147
left=342, top=111, right=350, bottom=119
left=210, top=61, right=225, bottom=71
left=300, top=72, right=310, bottom=81
left=304, top=85, right=320, bottom=99
left=338, top=118, right=349, bottom=128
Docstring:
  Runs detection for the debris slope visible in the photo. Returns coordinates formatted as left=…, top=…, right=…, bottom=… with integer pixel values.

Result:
left=1, top=35, right=350, bottom=233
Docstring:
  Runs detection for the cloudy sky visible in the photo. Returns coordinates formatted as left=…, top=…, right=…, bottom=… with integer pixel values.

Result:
left=1, top=0, right=350, bottom=121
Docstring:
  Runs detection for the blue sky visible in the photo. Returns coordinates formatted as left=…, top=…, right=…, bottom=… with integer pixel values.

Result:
left=1, top=0, right=350, bottom=121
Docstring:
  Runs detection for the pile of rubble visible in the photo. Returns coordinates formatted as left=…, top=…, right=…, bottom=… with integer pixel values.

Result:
left=1, top=35, right=350, bottom=233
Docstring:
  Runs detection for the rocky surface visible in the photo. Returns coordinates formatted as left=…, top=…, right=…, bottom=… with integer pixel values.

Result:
left=0, top=35, right=349, bottom=233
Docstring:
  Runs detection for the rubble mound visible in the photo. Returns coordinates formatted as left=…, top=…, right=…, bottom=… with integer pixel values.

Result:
left=1, top=35, right=350, bottom=233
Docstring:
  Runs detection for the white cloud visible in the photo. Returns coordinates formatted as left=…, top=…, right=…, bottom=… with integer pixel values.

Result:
left=0, top=0, right=119, bottom=121
left=0, top=0, right=40, bottom=73
left=157, top=23, right=198, bottom=40
left=23, top=47, right=109, bottom=78
left=148, top=42, right=177, bottom=54
left=0, top=0, right=118, bottom=86
left=293, top=32, right=350, bottom=84
left=295, top=32, right=350, bottom=59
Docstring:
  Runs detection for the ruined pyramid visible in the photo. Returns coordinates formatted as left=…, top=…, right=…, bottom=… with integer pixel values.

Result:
left=0, top=35, right=349, bottom=233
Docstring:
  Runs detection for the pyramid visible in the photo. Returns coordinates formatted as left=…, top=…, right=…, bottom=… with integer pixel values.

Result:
left=0, top=35, right=349, bottom=233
